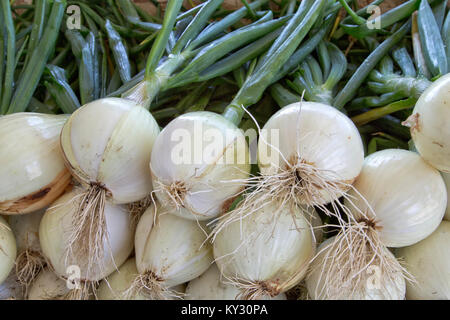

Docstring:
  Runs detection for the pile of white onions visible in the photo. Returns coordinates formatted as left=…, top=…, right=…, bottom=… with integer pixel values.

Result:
left=306, top=149, right=447, bottom=300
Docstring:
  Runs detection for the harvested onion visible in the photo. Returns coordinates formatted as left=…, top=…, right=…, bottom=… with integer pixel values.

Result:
left=131, top=204, right=213, bottom=299
left=405, top=73, right=450, bottom=172
left=39, top=189, right=134, bottom=288
left=213, top=201, right=315, bottom=300
left=397, top=221, right=450, bottom=300
left=0, top=113, right=71, bottom=215
left=0, top=217, right=16, bottom=285
left=150, top=111, right=250, bottom=221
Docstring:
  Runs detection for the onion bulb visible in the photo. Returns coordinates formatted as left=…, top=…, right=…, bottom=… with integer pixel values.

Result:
left=397, top=221, right=450, bottom=300
left=131, top=204, right=213, bottom=299
left=442, top=172, right=450, bottom=221
left=27, top=267, right=93, bottom=300
left=39, top=189, right=134, bottom=288
left=213, top=201, right=315, bottom=300
left=150, top=111, right=250, bottom=221
left=314, top=149, right=446, bottom=299
left=213, top=101, right=362, bottom=239
left=185, top=264, right=287, bottom=300
left=306, top=237, right=406, bottom=300
left=404, top=73, right=450, bottom=172
left=9, top=210, right=46, bottom=289
left=97, top=258, right=186, bottom=300
left=60, top=98, right=159, bottom=269
left=0, top=113, right=71, bottom=215
left=0, top=217, right=16, bottom=285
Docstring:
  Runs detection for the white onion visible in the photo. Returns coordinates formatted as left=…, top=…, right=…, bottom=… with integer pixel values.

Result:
left=313, top=149, right=446, bottom=300
left=306, top=237, right=406, bottom=300
left=213, top=201, right=315, bottom=299
left=60, top=97, right=159, bottom=271
left=0, top=113, right=71, bottom=215
left=27, top=267, right=88, bottom=300
left=405, top=73, right=450, bottom=172
left=257, top=102, right=364, bottom=207
left=0, top=216, right=16, bottom=285
left=185, top=264, right=287, bottom=300
left=345, top=149, right=446, bottom=248
left=9, top=210, right=46, bottom=287
left=397, top=221, right=450, bottom=300
left=39, top=189, right=134, bottom=283
left=442, top=172, right=450, bottom=221
left=132, top=205, right=213, bottom=299
left=97, top=258, right=186, bottom=300
left=150, top=111, right=250, bottom=221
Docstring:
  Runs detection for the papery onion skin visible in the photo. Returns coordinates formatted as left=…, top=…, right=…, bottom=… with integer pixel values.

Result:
left=60, top=98, right=160, bottom=204
left=0, top=113, right=71, bottom=215
left=185, top=264, right=287, bottom=300
left=0, top=217, right=17, bottom=285
left=213, top=202, right=315, bottom=297
left=150, top=111, right=251, bottom=221
left=0, top=272, right=23, bottom=300
left=407, top=73, right=450, bottom=172
left=27, top=267, right=71, bottom=300
left=39, top=190, right=134, bottom=282
left=258, top=102, right=364, bottom=205
left=397, top=221, right=450, bottom=300
left=345, top=149, right=447, bottom=248
left=135, top=205, right=214, bottom=288
left=442, top=172, right=450, bottom=221
left=9, top=210, right=44, bottom=254
left=306, top=237, right=406, bottom=300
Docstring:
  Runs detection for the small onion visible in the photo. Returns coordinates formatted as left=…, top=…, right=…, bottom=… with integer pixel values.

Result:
left=306, top=237, right=406, bottom=300
left=0, top=216, right=17, bottom=285
left=39, top=189, right=134, bottom=283
left=185, top=264, right=287, bottom=300
left=442, top=172, right=450, bottom=221
left=150, top=112, right=250, bottom=221
left=132, top=205, right=213, bottom=299
left=9, top=210, right=46, bottom=288
left=97, top=258, right=186, bottom=300
left=405, top=73, right=450, bottom=172
left=213, top=201, right=315, bottom=300
left=397, top=221, right=450, bottom=300
left=60, top=98, right=159, bottom=270
left=0, top=113, right=71, bottom=215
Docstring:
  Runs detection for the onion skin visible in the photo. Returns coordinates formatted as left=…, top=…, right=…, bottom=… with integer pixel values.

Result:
left=0, top=113, right=71, bottom=215
left=397, top=221, right=450, bottom=300
left=407, top=73, right=450, bottom=172
left=441, top=172, right=450, bottom=221
left=60, top=98, right=160, bottom=204
left=345, top=149, right=447, bottom=248
left=0, top=217, right=17, bottom=285
left=0, top=272, right=23, bottom=300
left=39, top=190, right=134, bottom=282
left=27, top=267, right=71, bottom=300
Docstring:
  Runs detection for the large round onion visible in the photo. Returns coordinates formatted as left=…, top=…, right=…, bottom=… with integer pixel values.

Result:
left=397, top=221, right=450, bottom=300
left=150, top=111, right=250, bottom=221
left=406, top=73, right=450, bottom=172
left=39, top=189, right=134, bottom=282
left=0, top=113, right=71, bottom=215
